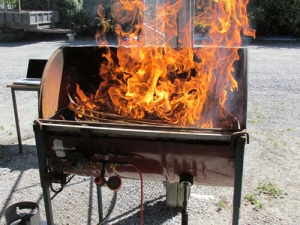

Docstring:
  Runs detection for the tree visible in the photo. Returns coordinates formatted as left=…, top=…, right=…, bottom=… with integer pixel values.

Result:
left=0, top=0, right=18, bottom=9
left=248, top=0, right=300, bottom=36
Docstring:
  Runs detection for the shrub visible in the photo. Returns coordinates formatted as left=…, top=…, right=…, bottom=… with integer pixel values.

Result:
left=248, top=0, right=300, bottom=36
left=50, top=0, right=113, bottom=36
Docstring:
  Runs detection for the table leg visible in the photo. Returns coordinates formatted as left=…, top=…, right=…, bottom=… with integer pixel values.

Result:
left=11, top=88, right=23, bottom=153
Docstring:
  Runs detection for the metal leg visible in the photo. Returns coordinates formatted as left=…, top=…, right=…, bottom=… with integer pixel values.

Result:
left=11, top=88, right=23, bottom=153
left=33, top=122, right=54, bottom=225
left=181, top=184, right=189, bottom=225
left=232, top=136, right=246, bottom=225
left=97, top=186, right=103, bottom=221
left=179, top=174, right=193, bottom=225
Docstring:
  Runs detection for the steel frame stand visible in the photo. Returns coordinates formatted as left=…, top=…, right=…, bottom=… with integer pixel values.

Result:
left=33, top=123, right=103, bottom=225
left=34, top=123, right=54, bottom=225
left=34, top=122, right=247, bottom=225
left=232, top=135, right=247, bottom=225
left=178, top=174, right=194, bottom=225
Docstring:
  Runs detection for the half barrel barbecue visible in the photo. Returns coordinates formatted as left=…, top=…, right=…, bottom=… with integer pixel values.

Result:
left=33, top=45, right=249, bottom=225
left=33, top=0, right=255, bottom=224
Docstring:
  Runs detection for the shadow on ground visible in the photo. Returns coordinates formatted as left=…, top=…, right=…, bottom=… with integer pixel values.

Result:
left=0, top=144, right=38, bottom=170
left=106, top=195, right=181, bottom=225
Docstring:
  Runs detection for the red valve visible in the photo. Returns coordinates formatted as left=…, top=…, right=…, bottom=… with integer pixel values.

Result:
left=94, top=176, right=106, bottom=187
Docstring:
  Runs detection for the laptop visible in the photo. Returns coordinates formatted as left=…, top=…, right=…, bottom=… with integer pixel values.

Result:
left=13, top=59, right=47, bottom=86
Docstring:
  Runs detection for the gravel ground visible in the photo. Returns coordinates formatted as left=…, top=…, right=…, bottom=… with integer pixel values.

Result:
left=0, top=37, right=300, bottom=225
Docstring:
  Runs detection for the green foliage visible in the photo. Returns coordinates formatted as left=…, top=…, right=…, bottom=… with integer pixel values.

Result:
left=245, top=193, right=263, bottom=210
left=49, top=0, right=112, bottom=36
left=0, top=0, right=48, bottom=10
left=51, top=0, right=84, bottom=29
left=245, top=179, right=285, bottom=211
left=0, top=0, right=18, bottom=8
left=257, top=180, right=283, bottom=197
left=1, top=0, right=46, bottom=10
left=248, top=0, right=300, bottom=36
left=1, top=0, right=114, bottom=36
left=216, top=197, right=228, bottom=211
left=19, top=0, right=48, bottom=10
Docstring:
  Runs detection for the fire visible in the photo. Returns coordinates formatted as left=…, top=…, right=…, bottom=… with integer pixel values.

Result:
left=72, top=0, right=255, bottom=128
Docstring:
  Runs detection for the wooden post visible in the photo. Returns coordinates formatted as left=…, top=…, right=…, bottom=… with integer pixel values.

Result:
left=18, top=0, right=21, bottom=12
left=4, top=0, right=7, bottom=12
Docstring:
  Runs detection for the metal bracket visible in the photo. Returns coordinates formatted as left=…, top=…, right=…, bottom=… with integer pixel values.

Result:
left=34, top=119, right=43, bottom=131
left=231, top=129, right=249, bottom=146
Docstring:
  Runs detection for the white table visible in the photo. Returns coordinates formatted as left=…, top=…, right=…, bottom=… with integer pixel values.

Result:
left=7, top=83, right=40, bottom=153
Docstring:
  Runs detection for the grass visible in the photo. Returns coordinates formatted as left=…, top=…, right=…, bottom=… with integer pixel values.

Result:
left=256, top=113, right=262, bottom=119
left=286, top=128, right=292, bottom=132
left=268, top=137, right=280, bottom=148
left=245, top=193, right=263, bottom=210
left=0, top=126, right=4, bottom=130
left=273, top=142, right=279, bottom=147
left=216, top=197, right=228, bottom=211
left=257, top=180, right=283, bottom=198
left=248, top=108, right=266, bottom=124
left=250, top=114, right=264, bottom=123
left=249, top=119, right=256, bottom=123
left=245, top=179, right=285, bottom=211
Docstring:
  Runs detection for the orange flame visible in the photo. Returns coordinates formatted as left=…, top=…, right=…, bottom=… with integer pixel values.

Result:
left=73, top=0, right=255, bottom=128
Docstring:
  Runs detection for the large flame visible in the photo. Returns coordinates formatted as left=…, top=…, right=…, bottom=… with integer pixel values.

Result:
left=72, top=0, right=255, bottom=128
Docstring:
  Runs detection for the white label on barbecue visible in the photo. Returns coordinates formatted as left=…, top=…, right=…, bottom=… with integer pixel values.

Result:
left=53, top=139, right=66, bottom=158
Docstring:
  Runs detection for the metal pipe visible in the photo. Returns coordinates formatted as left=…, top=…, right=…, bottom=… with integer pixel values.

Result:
left=97, top=186, right=103, bottom=221
left=98, top=191, right=118, bottom=225
left=181, top=184, right=189, bottom=225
